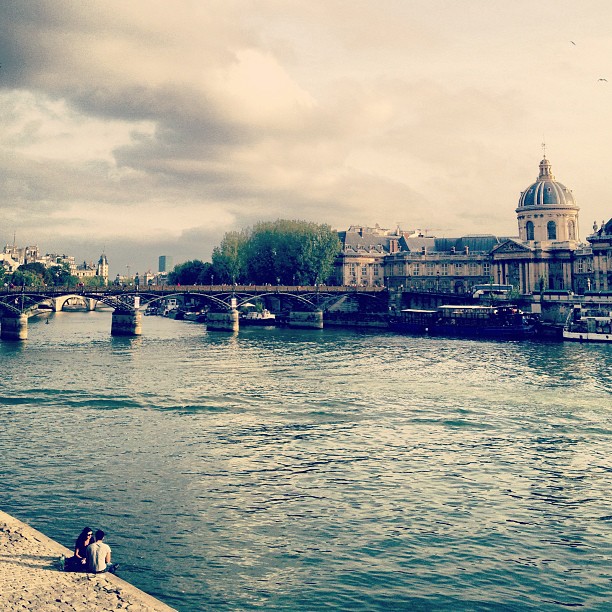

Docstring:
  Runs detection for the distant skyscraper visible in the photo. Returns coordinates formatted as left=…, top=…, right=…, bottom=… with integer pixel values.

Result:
left=158, top=255, right=173, bottom=273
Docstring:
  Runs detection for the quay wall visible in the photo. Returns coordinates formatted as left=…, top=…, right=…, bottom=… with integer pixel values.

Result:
left=0, top=510, right=176, bottom=611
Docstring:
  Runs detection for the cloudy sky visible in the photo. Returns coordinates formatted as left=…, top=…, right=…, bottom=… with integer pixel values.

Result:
left=1, top=0, right=611, bottom=275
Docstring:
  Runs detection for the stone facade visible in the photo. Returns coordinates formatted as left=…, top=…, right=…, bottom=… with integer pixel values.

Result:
left=336, top=156, right=611, bottom=296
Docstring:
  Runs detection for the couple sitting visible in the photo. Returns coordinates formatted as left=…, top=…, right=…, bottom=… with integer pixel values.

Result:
left=65, top=527, right=117, bottom=573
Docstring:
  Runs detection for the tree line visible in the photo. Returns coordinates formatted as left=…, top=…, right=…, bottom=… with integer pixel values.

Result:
left=0, top=262, right=105, bottom=288
left=168, top=219, right=341, bottom=286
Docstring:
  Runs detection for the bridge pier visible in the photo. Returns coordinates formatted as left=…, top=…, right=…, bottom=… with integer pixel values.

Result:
left=206, top=310, right=239, bottom=332
left=1, top=314, right=28, bottom=341
left=288, top=310, right=324, bottom=329
left=111, top=310, right=142, bottom=336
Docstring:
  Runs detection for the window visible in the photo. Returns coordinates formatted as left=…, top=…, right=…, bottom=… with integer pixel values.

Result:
left=526, top=221, right=534, bottom=241
left=547, top=221, right=557, bottom=240
left=361, top=265, right=368, bottom=276
left=454, top=263, right=463, bottom=273
left=373, top=264, right=380, bottom=276
left=413, top=263, right=420, bottom=276
left=427, top=262, right=435, bottom=274
left=470, top=262, right=479, bottom=274
left=577, top=259, right=584, bottom=273
left=483, top=262, right=490, bottom=275
left=441, top=263, right=449, bottom=275
left=568, top=220, right=576, bottom=240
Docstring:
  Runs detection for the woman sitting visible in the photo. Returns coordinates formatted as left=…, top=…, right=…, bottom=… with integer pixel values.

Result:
left=65, top=527, right=94, bottom=571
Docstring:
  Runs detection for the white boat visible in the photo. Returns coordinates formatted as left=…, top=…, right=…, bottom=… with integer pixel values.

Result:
left=563, top=305, right=612, bottom=342
left=239, top=308, right=276, bottom=326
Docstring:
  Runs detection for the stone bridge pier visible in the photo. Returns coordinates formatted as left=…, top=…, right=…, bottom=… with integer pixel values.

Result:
left=288, top=310, right=324, bottom=329
left=111, top=310, right=142, bottom=336
left=1, top=314, right=28, bottom=340
left=206, top=309, right=239, bottom=332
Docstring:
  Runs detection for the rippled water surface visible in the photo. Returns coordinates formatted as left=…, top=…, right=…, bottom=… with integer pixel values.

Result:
left=1, top=312, right=611, bottom=611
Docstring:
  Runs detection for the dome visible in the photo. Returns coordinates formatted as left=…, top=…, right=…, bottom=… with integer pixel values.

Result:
left=517, top=157, right=576, bottom=208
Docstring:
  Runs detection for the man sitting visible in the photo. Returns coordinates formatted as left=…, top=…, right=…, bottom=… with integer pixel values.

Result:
left=86, top=530, right=117, bottom=573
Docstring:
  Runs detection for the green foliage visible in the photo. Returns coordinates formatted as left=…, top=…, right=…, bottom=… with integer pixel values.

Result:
left=11, top=269, right=44, bottom=287
left=243, top=220, right=340, bottom=285
left=47, top=265, right=77, bottom=286
left=82, top=275, right=106, bottom=287
left=11, top=262, right=80, bottom=287
left=18, top=262, right=47, bottom=278
left=211, top=230, right=249, bottom=283
left=211, top=220, right=340, bottom=285
left=168, top=260, right=213, bottom=285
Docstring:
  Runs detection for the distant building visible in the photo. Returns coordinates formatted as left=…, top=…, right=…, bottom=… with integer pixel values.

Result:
left=159, top=255, right=173, bottom=273
left=0, top=253, right=20, bottom=273
left=72, top=254, right=109, bottom=285
left=97, top=254, right=109, bottom=284
left=588, top=219, right=612, bottom=291
left=39, top=253, right=77, bottom=274
left=3, top=244, right=40, bottom=265
left=491, top=156, right=582, bottom=293
left=334, top=224, right=409, bottom=286
left=343, top=155, right=610, bottom=295
left=385, top=234, right=504, bottom=293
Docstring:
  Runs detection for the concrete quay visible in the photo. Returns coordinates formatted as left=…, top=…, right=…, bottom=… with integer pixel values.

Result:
left=0, top=510, right=176, bottom=612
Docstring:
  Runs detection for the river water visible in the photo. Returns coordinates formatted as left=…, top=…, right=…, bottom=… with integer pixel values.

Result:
left=0, top=311, right=610, bottom=611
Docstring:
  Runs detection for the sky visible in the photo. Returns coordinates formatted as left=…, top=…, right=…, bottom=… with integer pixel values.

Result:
left=1, top=0, right=612, bottom=275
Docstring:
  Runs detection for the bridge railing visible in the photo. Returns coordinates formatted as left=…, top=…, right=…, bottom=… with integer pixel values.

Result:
left=2, top=284, right=388, bottom=295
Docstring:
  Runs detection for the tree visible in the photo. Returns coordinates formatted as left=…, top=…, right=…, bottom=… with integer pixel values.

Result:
left=82, top=275, right=107, bottom=287
left=11, top=269, right=44, bottom=287
left=243, top=220, right=340, bottom=285
left=168, top=260, right=213, bottom=285
left=47, top=264, right=77, bottom=286
left=211, top=230, right=249, bottom=284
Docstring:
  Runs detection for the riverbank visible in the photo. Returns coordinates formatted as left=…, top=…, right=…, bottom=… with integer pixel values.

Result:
left=0, top=510, right=176, bottom=611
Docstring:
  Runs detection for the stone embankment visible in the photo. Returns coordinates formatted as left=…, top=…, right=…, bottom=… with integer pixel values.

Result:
left=0, top=510, right=176, bottom=611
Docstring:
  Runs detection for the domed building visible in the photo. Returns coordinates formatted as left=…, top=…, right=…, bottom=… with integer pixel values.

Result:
left=516, top=156, right=580, bottom=243
left=491, top=156, right=582, bottom=293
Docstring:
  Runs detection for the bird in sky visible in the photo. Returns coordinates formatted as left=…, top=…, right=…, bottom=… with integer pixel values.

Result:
left=598, top=78, right=608, bottom=82
left=570, top=40, right=576, bottom=45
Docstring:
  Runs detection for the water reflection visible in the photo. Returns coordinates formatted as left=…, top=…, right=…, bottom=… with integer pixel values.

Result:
left=0, top=312, right=610, bottom=611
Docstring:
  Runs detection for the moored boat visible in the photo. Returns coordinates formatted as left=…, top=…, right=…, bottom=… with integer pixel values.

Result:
left=390, top=304, right=537, bottom=340
left=388, top=308, right=438, bottom=334
left=239, top=308, right=276, bottom=326
left=563, top=305, right=612, bottom=342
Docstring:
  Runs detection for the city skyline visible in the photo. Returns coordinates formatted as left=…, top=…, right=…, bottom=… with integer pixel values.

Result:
left=1, top=1, right=612, bottom=275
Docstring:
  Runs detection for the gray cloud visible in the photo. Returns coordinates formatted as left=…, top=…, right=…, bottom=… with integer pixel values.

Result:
left=1, top=1, right=611, bottom=275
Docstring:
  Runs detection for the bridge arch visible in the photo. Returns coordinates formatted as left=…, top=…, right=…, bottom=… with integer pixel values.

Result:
left=52, top=294, right=98, bottom=312
left=137, top=292, right=234, bottom=312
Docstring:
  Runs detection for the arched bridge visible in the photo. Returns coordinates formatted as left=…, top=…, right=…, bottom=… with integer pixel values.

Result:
left=0, top=283, right=472, bottom=340
left=0, top=284, right=391, bottom=339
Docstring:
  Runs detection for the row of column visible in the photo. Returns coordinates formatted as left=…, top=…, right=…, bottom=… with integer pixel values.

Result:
left=1, top=309, right=325, bottom=340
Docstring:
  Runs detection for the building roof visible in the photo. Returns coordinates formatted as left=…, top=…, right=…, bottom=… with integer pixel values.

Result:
left=434, top=235, right=505, bottom=253
left=517, top=157, right=576, bottom=208
left=338, top=227, right=401, bottom=254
